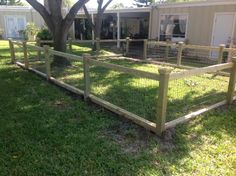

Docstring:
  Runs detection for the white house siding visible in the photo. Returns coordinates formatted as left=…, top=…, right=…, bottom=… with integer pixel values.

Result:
left=0, top=6, right=44, bottom=39
left=150, top=3, right=236, bottom=46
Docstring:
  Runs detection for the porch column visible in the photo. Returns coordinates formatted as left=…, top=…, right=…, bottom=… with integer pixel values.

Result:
left=92, top=13, right=95, bottom=44
left=117, top=12, right=120, bottom=48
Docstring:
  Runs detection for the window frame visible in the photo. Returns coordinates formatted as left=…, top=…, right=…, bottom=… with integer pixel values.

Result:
left=158, top=13, right=189, bottom=42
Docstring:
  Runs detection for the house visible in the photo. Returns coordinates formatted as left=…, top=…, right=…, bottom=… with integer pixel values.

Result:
left=150, top=0, right=236, bottom=48
left=0, top=6, right=44, bottom=39
left=0, top=0, right=236, bottom=49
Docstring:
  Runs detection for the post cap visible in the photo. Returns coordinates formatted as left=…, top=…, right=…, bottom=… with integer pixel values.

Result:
left=158, top=68, right=172, bottom=74
left=219, top=44, right=226, bottom=47
left=178, top=41, right=184, bottom=45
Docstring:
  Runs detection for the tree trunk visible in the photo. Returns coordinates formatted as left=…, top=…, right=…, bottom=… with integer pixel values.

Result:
left=51, top=28, right=71, bottom=67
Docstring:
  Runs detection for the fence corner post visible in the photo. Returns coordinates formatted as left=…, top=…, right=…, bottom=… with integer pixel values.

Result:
left=125, top=37, right=130, bottom=56
left=8, top=39, right=15, bottom=64
left=36, top=38, right=41, bottom=59
left=23, top=41, right=29, bottom=69
left=44, top=45, right=51, bottom=80
left=177, top=41, right=184, bottom=66
left=156, top=68, right=171, bottom=135
left=227, top=57, right=236, bottom=105
left=96, top=38, right=100, bottom=56
left=217, top=44, right=225, bottom=64
left=165, top=39, right=170, bottom=60
left=83, top=53, right=91, bottom=101
left=143, top=39, right=148, bottom=60
left=68, top=38, right=73, bottom=53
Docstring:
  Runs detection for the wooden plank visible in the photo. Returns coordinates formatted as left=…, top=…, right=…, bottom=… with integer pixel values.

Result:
left=89, top=59, right=160, bottom=81
left=125, top=37, right=130, bottom=56
left=227, top=58, right=236, bottom=104
left=183, top=44, right=219, bottom=51
left=49, top=49, right=83, bottom=62
left=50, top=77, right=84, bottom=96
left=143, top=39, right=148, bottom=60
left=44, top=45, right=51, bottom=80
left=89, top=94, right=157, bottom=133
left=83, top=54, right=90, bottom=100
left=170, top=62, right=233, bottom=80
left=26, top=44, right=44, bottom=51
left=217, top=44, right=225, bottom=64
left=22, top=41, right=29, bottom=69
left=156, top=68, right=171, bottom=134
left=164, top=97, right=236, bottom=129
left=9, top=40, right=16, bottom=64
left=11, top=41, right=23, bottom=46
left=177, top=42, right=184, bottom=66
left=36, top=39, right=42, bottom=59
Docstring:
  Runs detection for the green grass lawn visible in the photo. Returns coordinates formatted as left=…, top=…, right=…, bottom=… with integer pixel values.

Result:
left=1, top=40, right=236, bottom=175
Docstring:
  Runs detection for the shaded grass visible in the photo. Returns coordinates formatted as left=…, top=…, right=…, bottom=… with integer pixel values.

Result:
left=0, top=40, right=236, bottom=175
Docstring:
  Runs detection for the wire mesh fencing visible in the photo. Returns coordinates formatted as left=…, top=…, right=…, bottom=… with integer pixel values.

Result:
left=167, top=70, right=231, bottom=122
left=89, top=63, right=159, bottom=123
left=13, top=43, right=24, bottom=63
left=146, top=41, right=230, bottom=69
left=50, top=58, right=85, bottom=91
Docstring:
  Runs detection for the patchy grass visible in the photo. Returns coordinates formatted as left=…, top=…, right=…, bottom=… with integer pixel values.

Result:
left=0, top=40, right=236, bottom=175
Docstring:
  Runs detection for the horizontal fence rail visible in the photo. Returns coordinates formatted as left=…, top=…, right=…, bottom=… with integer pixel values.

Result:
left=8, top=39, right=236, bottom=136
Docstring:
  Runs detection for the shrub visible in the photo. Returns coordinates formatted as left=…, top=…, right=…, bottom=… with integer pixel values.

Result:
left=36, top=28, right=53, bottom=40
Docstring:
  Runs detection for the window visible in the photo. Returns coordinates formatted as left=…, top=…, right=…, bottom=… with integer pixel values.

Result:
left=159, top=14, right=188, bottom=42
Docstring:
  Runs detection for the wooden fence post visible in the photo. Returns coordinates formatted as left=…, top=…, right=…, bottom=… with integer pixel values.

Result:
left=156, top=68, right=171, bottom=135
left=22, top=41, right=29, bottom=69
left=143, top=39, right=148, bottom=60
left=125, top=37, right=130, bottom=56
left=44, top=45, right=51, bottom=80
left=68, top=38, right=73, bottom=53
left=177, top=42, right=184, bottom=66
left=36, top=38, right=41, bottom=59
left=8, top=39, right=15, bottom=64
left=165, top=39, right=170, bottom=60
left=83, top=54, right=91, bottom=100
left=217, top=44, right=225, bottom=64
left=226, top=57, right=236, bottom=104
left=96, top=38, right=100, bottom=55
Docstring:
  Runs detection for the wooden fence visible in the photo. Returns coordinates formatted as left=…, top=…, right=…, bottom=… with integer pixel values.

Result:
left=8, top=39, right=236, bottom=135
left=143, top=40, right=236, bottom=68
left=36, top=37, right=147, bottom=56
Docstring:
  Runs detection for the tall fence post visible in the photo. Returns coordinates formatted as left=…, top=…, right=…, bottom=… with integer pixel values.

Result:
left=217, top=44, right=225, bottom=64
left=68, top=38, right=73, bottom=53
left=125, top=37, right=130, bottom=56
left=156, top=68, right=171, bottom=135
left=8, top=39, right=15, bottom=64
left=96, top=38, right=100, bottom=56
left=44, top=45, right=51, bottom=80
left=227, top=57, right=236, bottom=104
left=36, top=38, right=41, bottom=59
left=165, top=39, right=170, bottom=60
left=143, top=39, right=148, bottom=60
left=177, top=42, right=184, bottom=66
left=22, top=41, right=29, bottom=69
left=83, top=54, right=91, bottom=101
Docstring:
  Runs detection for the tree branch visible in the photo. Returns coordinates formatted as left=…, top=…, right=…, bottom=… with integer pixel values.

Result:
left=63, top=0, right=89, bottom=32
left=26, top=0, right=54, bottom=31
left=101, top=0, right=112, bottom=13
left=83, top=5, right=95, bottom=30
